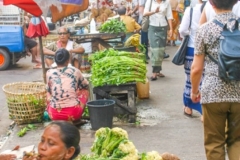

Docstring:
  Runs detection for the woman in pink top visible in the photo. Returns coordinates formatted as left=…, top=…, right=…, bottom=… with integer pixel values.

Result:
left=46, top=48, right=89, bottom=122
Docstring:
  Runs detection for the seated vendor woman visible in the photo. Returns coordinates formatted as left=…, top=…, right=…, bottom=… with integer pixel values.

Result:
left=46, top=48, right=89, bottom=122
left=43, top=27, right=85, bottom=68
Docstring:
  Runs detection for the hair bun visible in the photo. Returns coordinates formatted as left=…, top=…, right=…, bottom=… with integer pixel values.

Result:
left=55, top=48, right=70, bottom=65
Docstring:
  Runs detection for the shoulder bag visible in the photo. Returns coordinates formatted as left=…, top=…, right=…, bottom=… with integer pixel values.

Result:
left=172, top=7, right=193, bottom=65
left=141, top=0, right=153, bottom=32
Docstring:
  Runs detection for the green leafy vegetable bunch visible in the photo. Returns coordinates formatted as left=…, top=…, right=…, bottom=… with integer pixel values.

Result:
left=99, top=19, right=126, bottom=34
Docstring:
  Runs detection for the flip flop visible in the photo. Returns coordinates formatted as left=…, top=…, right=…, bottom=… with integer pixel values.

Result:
left=157, top=73, right=165, bottom=77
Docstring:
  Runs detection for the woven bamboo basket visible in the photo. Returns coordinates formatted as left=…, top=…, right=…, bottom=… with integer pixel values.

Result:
left=42, top=34, right=58, bottom=47
left=2, top=82, right=47, bottom=125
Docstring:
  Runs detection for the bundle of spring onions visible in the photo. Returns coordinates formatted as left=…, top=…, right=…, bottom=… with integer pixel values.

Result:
left=89, top=49, right=147, bottom=87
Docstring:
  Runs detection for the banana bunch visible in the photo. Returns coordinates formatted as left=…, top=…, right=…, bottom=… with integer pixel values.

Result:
left=124, top=34, right=140, bottom=47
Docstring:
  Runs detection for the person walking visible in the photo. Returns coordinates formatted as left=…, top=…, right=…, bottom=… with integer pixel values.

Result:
left=143, top=0, right=173, bottom=81
left=190, top=0, right=240, bottom=159
left=179, top=0, right=206, bottom=118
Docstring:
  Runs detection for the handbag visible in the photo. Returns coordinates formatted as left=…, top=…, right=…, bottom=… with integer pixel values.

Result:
left=141, top=0, right=153, bottom=32
left=172, top=7, right=193, bottom=65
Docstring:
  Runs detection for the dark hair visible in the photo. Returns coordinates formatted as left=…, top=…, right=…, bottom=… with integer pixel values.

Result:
left=117, top=6, right=126, bottom=15
left=54, top=48, right=70, bottom=65
left=209, top=0, right=238, bottom=10
left=49, top=121, right=80, bottom=160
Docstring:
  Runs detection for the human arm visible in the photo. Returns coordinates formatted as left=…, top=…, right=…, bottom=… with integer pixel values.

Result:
left=199, top=8, right=207, bottom=25
left=178, top=7, right=191, bottom=38
left=190, top=28, right=206, bottom=103
left=46, top=71, right=52, bottom=102
left=166, top=2, right=173, bottom=36
left=190, top=54, right=204, bottom=103
left=71, top=42, right=85, bottom=54
left=134, top=19, right=141, bottom=32
left=143, top=0, right=156, bottom=16
left=43, top=42, right=56, bottom=56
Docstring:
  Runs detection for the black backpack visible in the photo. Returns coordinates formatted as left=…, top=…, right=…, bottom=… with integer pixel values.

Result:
left=206, top=18, right=240, bottom=82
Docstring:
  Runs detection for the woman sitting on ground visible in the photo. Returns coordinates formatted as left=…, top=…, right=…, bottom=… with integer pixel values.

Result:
left=22, top=121, right=80, bottom=160
left=0, top=121, right=80, bottom=160
left=46, top=48, right=89, bottom=123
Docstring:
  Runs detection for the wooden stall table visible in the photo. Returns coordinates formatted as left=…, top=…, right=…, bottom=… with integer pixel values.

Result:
left=70, top=32, right=125, bottom=52
left=93, top=83, right=137, bottom=123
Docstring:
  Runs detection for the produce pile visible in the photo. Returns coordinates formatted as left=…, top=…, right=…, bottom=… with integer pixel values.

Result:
left=99, top=19, right=126, bottom=33
left=75, top=127, right=180, bottom=160
left=91, top=7, right=115, bottom=23
left=89, top=49, right=147, bottom=87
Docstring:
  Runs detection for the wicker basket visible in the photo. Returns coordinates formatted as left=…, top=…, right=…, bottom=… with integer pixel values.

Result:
left=2, top=82, right=47, bottom=125
left=42, top=34, right=58, bottom=47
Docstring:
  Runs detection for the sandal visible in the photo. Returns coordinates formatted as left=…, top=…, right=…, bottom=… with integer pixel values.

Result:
left=150, top=76, right=157, bottom=81
left=157, top=73, right=165, bottom=77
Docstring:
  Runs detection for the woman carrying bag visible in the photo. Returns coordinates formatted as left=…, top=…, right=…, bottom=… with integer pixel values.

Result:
left=178, top=0, right=206, bottom=119
left=143, top=0, right=173, bottom=81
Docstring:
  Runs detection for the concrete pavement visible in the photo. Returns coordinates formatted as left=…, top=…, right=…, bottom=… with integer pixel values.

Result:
left=0, top=46, right=206, bottom=159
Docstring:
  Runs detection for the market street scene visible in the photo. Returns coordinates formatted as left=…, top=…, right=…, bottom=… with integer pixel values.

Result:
left=0, top=0, right=240, bottom=160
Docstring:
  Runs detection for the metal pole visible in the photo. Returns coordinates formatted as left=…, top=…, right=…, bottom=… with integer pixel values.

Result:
left=38, top=36, right=46, bottom=84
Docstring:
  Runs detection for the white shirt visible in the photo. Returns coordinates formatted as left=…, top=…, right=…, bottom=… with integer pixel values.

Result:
left=204, top=1, right=240, bottom=22
left=190, top=0, right=198, bottom=7
left=144, top=0, right=173, bottom=27
left=233, top=2, right=240, bottom=17
left=204, top=1, right=216, bottom=21
left=179, top=4, right=202, bottom=47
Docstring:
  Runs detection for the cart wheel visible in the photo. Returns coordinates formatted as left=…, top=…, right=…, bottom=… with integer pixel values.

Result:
left=0, top=48, right=10, bottom=71
left=128, top=115, right=136, bottom=123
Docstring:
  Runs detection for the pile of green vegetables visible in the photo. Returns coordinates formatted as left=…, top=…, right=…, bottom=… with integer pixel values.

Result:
left=77, top=127, right=138, bottom=160
left=89, top=49, right=147, bottom=87
left=75, top=127, right=179, bottom=160
left=99, top=19, right=126, bottom=33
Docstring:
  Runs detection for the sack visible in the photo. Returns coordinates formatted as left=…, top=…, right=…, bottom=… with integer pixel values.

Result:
left=206, top=18, right=240, bottom=82
left=172, top=35, right=189, bottom=65
left=141, top=16, right=150, bottom=32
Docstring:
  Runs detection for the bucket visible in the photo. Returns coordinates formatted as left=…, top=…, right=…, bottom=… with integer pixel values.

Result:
left=87, top=99, right=115, bottom=130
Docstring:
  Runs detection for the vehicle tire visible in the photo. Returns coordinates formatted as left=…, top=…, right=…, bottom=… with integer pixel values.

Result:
left=0, top=48, right=10, bottom=71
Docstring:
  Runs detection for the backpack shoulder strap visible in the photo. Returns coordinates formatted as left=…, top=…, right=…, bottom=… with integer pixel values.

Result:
left=212, top=19, right=225, bottom=28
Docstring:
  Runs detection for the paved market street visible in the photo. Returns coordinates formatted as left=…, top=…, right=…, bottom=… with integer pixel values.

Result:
left=0, top=46, right=205, bottom=159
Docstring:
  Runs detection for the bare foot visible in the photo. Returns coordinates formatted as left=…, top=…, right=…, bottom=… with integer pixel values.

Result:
left=184, top=106, right=192, bottom=117
left=33, top=64, right=42, bottom=69
left=0, top=154, right=17, bottom=160
left=32, top=59, right=41, bottom=64
left=201, top=115, right=203, bottom=123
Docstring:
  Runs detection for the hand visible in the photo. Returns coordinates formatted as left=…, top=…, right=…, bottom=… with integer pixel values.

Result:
left=23, top=151, right=40, bottom=160
left=191, top=91, right=201, bottom=103
left=155, top=7, right=160, bottom=13
left=168, top=29, right=173, bottom=38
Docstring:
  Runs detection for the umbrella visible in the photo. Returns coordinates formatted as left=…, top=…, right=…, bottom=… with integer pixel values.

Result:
left=26, top=16, right=49, bottom=83
left=3, top=0, right=89, bottom=23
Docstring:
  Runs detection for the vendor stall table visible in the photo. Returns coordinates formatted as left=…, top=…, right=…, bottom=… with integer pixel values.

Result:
left=70, top=32, right=125, bottom=52
left=93, top=83, right=137, bottom=123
